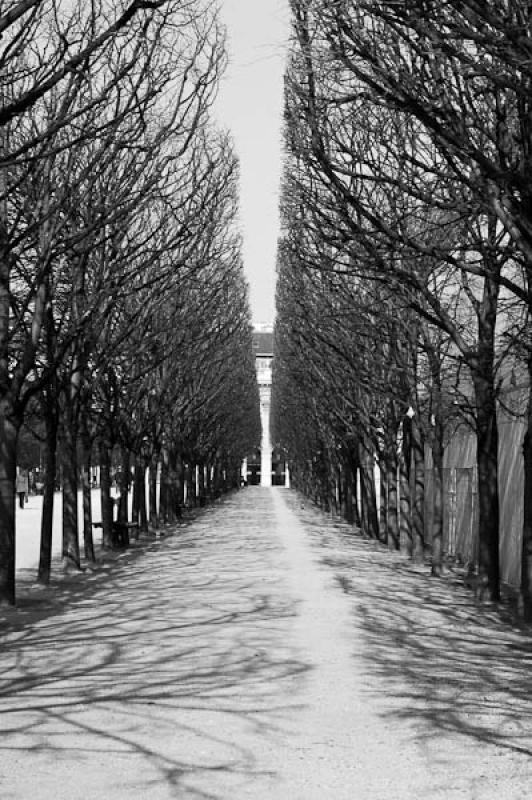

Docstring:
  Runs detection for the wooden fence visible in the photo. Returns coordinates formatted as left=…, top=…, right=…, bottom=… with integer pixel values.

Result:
left=423, top=393, right=526, bottom=589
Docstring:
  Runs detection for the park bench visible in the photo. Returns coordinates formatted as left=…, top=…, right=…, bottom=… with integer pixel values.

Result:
left=92, top=520, right=139, bottom=549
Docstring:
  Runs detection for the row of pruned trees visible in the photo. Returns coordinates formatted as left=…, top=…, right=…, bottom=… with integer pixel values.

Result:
left=272, top=1, right=532, bottom=615
left=0, top=1, right=261, bottom=605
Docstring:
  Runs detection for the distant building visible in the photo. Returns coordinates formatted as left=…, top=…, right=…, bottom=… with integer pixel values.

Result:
left=254, top=324, right=273, bottom=487
left=244, top=324, right=287, bottom=487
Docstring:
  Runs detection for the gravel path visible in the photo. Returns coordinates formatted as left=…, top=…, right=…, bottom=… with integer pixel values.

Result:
left=1, top=487, right=531, bottom=799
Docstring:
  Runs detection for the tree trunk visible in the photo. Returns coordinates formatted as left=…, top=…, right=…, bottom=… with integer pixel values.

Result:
left=430, top=420, right=444, bottom=576
left=0, top=206, right=17, bottom=604
left=99, top=438, right=114, bottom=549
left=424, top=332, right=445, bottom=576
left=117, top=446, right=130, bottom=524
left=174, top=451, right=184, bottom=513
left=148, top=456, right=158, bottom=529
left=360, top=452, right=379, bottom=539
left=198, top=462, right=206, bottom=506
left=132, top=457, right=140, bottom=524
left=159, top=448, right=170, bottom=524
left=38, top=301, right=59, bottom=583
left=204, top=461, right=212, bottom=502
left=189, top=462, right=197, bottom=507
left=386, top=450, right=400, bottom=549
left=473, top=373, right=500, bottom=601
left=334, top=467, right=342, bottom=516
left=0, top=399, right=18, bottom=605
left=521, top=377, right=532, bottom=619
left=348, top=451, right=361, bottom=527
left=61, top=414, right=81, bottom=569
left=342, top=462, right=354, bottom=524
left=132, top=456, right=148, bottom=533
left=81, top=449, right=95, bottom=562
left=399, top=416, right=413, bottom=555
left=80, top=414, right=95, bottom=563
left=38, top=394, right=59, bottom=585
left=212, top=455, right=222, bottom=499
left=379, top=459, right=388, bottom=544
left=471, top=260, right=501, bottom=600
left=411, top=417, right=425, bottom=562
left=168, top=449, right=181, bottom=520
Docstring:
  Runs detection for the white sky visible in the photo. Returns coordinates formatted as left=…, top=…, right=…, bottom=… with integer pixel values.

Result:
left=214, top=0, right=290, bottom=325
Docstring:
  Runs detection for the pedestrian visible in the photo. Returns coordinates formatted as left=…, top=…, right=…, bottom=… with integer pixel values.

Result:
left=16, top=469, right=29, bottom=508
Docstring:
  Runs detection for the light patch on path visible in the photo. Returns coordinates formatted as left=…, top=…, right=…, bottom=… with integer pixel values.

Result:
left=1, top=487, right=531, bottom=799
left=266, top=490, right=436, bottom=799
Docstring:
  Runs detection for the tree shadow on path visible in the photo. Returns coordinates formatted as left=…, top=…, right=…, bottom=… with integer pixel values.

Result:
left=0, top=493, right=309, bottom=800
left=285, top=491, right=532, bottom=764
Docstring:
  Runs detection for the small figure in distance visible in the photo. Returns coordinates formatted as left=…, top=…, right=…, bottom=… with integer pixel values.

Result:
left=16, top=468, right=29, bottom=509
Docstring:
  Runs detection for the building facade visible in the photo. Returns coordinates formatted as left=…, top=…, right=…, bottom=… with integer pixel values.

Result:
left=244, top=324, right=288, bottom=487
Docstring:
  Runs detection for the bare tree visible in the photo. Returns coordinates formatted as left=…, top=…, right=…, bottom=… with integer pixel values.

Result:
left=0, top=0, right=226, bottom=601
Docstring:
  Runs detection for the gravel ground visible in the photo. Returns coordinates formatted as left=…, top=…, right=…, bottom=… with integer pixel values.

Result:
left=14, top=488, right=114, bottom=572
left=1, top=487, right=532, bottom=799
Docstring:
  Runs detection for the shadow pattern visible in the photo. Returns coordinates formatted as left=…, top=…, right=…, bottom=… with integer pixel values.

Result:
left=284, top=490, right=532, bottom=764
left=1, top=491, right=309, bottom=799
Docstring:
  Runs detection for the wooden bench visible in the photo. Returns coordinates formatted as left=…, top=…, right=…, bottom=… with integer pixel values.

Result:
left=93, top=520, right=139, bottom=549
